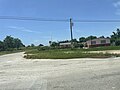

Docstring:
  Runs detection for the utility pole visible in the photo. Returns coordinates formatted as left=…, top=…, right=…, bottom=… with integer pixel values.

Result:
left=70, top=18, right=74, bottom=49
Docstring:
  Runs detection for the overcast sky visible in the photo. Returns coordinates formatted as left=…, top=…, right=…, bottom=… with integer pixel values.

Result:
left=0, top=0, right=120, bottom=45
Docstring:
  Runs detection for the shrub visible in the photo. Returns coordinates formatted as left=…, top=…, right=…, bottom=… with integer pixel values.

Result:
left=79, top=44, right=84, bottom=48
left=115, top=40, right=120, bottom=46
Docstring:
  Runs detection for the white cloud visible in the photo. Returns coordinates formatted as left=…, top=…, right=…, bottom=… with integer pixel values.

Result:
left=8, top=26, right=41, bottom=34
left=113, top=0, right=120, bottom=15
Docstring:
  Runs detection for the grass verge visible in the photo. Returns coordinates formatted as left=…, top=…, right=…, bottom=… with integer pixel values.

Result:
left=24, top=49, right=120, bottom=59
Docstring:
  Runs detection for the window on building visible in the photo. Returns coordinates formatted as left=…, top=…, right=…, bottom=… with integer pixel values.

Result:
left=101, top=40, right=106, bottom=44
left=91, top=41, right=96, bottom=45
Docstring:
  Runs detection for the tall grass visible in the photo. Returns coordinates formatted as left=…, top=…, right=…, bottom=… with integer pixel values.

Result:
left=24, top=49, right=120, bottom=59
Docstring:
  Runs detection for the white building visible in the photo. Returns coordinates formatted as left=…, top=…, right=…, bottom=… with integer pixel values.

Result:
left=59, top=42, right=71, bottom=48
left=86, top=38, right=110, bottom=48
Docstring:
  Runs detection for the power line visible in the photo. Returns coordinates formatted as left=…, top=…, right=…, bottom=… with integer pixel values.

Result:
left=0, top=16, right=69, bottom=22
left=0, top=16, right=120, bottom=22
left=74, top=20, right=120, bottom=22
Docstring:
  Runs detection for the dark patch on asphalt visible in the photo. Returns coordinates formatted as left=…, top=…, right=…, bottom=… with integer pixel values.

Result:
left=3, top=64, right=11, bottom=67
left=53, top=86, right=64, bottom=89
left=60, top=64, right=68, bottom=66
left=0, top=71, right=6, bottom=74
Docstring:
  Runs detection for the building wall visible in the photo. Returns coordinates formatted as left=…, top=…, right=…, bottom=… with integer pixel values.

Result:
left=86, top=38, right=110, bottom=48
left=59, top=42, right=71, bottom=48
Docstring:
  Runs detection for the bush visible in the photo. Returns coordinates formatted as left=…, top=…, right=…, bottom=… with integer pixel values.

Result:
left=79, top=44, right=84, bottom=48
left=115, top=40, right=120, bottom=46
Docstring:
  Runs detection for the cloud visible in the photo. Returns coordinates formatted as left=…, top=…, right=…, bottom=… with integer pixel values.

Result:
left=113, top=1, right=120, bottom=8
left=113, top=0, right=120, bottom=15
left=8, top=26, right=41, bottom=34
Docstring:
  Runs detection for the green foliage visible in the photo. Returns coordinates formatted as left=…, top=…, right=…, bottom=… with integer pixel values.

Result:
left=39, top=44, right=44, bottom=47
left=50, top=42, right=59, bottom=47
left=115, top=40, right=120, bottom=46
left=111, top=28, right=120, bottom=46
left=31, top=44, right=35, bottom=47
left=0, top=36, right=24, bottom=51
left=24, top=49, right=119, bottom=59
left=79, top=37, right=86, bottom=43
left=79, top=36, right=97, bottom=43
left=85, top=36, right=97, bottom=41
left=99, top=36, right=105, bottom=38
left=0, top=41, right=4, bottom=51
left=79, top=44, right=84, bottom=48
left=4, top=36, right=15, bottom=49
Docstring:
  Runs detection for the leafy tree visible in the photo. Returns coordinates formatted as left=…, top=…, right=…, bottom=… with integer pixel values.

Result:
left=50, top=42, right=59, bottom=47
left=72, top=39, right=78, bottom=43
left=99, top=36, right=105, bottom=38
left=4, top=36, right=15, bottom=49
left=79, top=37, right=86, bottom=43
left=39, top=44, right=44, bottom=47
left=3, top=36, right=24, bottom=50
left=111, top=28, right=120, bottom=45
left=31, top=44, right=35, bottom=47
left=85, top=36, right=97, bottom=41
left=79, top=44, right=84, bottom=48
left=0, top=41, right=4, bottom=51
left=115, top=40, right=120, bottom=46
left=14, top=38, right=24, bottom=49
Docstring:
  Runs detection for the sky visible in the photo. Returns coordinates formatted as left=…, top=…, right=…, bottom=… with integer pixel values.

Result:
left=0, top=0, right=120, bottom=45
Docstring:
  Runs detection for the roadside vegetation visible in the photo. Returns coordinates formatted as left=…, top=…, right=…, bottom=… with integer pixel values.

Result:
left=24, top=48, right=120, bottom=59
left=0, top=36, right=25, bottom=55
left=1, top=29, right=120, bottom=59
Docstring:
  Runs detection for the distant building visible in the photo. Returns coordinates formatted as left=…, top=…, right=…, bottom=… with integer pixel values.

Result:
left=86, top=38, right=110, bottom=48
left=59, top=42, right=71, bottom=48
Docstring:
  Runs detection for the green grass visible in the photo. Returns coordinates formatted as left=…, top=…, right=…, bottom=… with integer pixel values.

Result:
left=1, top=46, right=120, bottom=59
left=24, top=49, right=120, bottom=59
left=84, top=46, right=120, bottom=51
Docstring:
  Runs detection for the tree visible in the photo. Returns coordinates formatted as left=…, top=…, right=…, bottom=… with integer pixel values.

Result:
left=72, top=39, right=78, bottom=43
left=99, top=36, right=105, bottom=38
left=14, top=38, right=24, bottom=49
left=39, top=44, right=44, bottom=47
left=111, top=28, right=120, bottom=45
left=4, top=36, right=15, bottom=49
left=115, top=40, right=120, bottom=46
left=0, top=41, right=4, bottom=51
left=79, top=37, right=86, bottom=43
left=3, top=36, right=25, bottom=50
left=79, top=44, right=84, bottom=48
left=31, top=44, right=35, bottom=47
left=85, top=36, right=97, bottom=41
left=50, top=42, right=59, bottom=47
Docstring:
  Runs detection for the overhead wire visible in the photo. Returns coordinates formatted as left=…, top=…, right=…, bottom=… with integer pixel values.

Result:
left=0, top=16, right=120, bottom=22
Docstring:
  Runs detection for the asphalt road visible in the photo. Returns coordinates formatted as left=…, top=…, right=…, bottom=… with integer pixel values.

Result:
left=0, top=52, right=120, bottom=90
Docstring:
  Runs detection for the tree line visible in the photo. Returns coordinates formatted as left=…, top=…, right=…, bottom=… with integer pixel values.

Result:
left=0, top=36, right=25, bottom=51
left=49, top=28, right=120, bottom=47
left=1, top=28, right=120, bottom=51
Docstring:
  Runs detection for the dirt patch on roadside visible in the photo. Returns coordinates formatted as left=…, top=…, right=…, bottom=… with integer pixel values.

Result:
left=89, top=50, right=120, bottom=54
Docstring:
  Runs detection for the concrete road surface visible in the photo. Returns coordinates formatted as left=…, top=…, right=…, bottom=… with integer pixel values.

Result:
left=0, top=52, right=120, bottom=90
